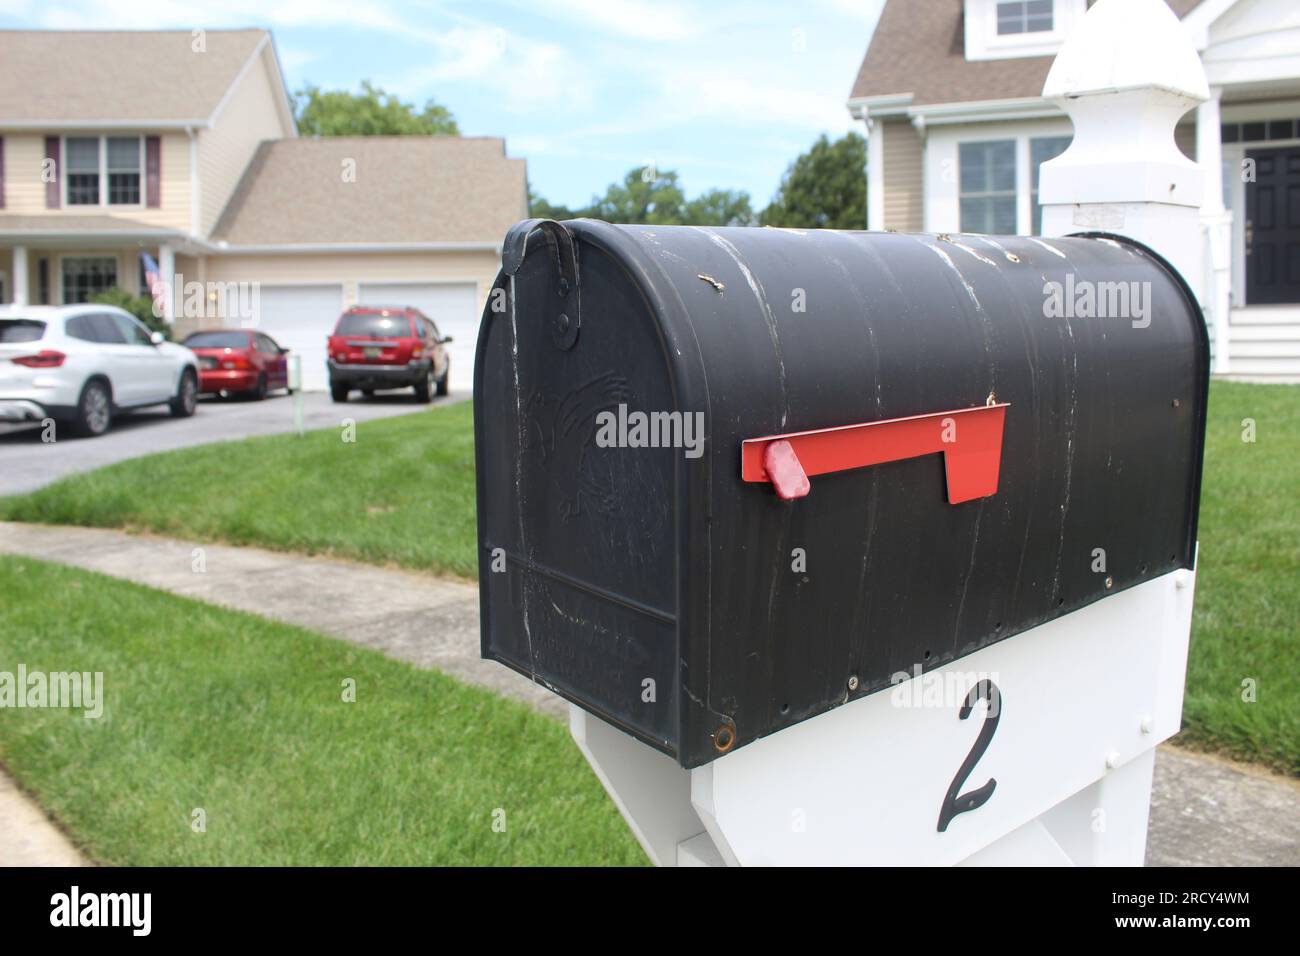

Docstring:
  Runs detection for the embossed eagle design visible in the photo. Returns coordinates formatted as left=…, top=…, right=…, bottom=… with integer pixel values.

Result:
left=522, top=371, right=632, bottom=520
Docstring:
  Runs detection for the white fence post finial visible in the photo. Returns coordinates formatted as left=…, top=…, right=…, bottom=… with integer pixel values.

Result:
left=1038, top=0, right=1210, bottom=303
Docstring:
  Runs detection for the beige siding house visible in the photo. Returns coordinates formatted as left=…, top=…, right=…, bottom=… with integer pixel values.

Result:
left=849, top=0, right=1300, bottom=381
left=0, top=29, right=528, bottom=390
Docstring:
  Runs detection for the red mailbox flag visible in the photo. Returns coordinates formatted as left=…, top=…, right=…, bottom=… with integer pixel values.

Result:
left=742, top=403, right=1009, bottom=504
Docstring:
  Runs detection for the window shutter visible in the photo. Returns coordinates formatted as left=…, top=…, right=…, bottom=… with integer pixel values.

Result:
left=0, top=136, right=5, bottom=209
left=145, top=136, right=161, bottom=208
left=44, top=136, right=59, bottom=208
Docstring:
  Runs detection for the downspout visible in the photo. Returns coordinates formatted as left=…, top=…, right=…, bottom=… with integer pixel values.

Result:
left=186, top=125, right=199, bottom=239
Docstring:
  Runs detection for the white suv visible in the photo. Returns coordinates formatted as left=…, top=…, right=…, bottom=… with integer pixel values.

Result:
left=0, top=304, right=199, bottom=437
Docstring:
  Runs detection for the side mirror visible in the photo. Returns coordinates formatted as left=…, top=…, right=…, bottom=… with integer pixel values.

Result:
left=150, top=331, right=165, bottom=346
left=441, top=335, right=454, bottom=344
left=279, top=347, right=289, bottom=355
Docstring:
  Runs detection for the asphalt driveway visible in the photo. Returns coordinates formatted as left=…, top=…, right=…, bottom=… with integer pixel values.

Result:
left=0, top=389, right=467, bottom=496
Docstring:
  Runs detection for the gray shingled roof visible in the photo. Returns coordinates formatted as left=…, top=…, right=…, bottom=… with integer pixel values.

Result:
left=849, top=0, right=1205, bottom=107
left=210, top=137, right=528, bottom=246
left=0, top=29, right=268, bottom=123
left=0, top=214, right=184, bottom=237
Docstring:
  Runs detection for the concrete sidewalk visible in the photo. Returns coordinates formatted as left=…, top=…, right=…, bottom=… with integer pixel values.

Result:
left=0, top=769, right=87, bottom=866
left=1, top=521, right=1297, bottom=867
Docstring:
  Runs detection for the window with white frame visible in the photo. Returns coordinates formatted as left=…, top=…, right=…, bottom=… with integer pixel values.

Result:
left=0, top=272, right=7, bottom=304
left=61, top=257, right=118, bottom=304
left=107, top=137, right=142, bottom=204
left=997, top=0, right=1053, bottom=35
left=1030, top=136, right=1072, bottom=235
left=64, top=136, right=142, bottom=207
left=960, top=140, right=1017, bottom=235
left=65, top=137, right=101, bottom=205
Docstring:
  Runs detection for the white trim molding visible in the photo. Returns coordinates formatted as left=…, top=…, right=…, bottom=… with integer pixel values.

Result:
left=209, top=241, right=504, bottom=255
left=0, top=119, right=209, bottom=130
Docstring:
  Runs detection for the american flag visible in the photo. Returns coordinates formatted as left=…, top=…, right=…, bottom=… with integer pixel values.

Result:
left=140, top=250, right=167, bottom=313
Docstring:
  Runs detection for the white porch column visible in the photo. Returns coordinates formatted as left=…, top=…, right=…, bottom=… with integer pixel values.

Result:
left=1198, top=88, right=1233, bottom=373
left=11, top=245, right=28, bottom=306
left=867, top=115, right=885, bottom=232
left=1038, top=0, right=1208, bottom=300
left=158, top=243, right=176, bottom=325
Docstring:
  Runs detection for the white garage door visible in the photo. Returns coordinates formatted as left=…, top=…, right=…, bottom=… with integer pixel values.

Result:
left=357, top=282, right=478, bottom=392
left=253, top=284, right=344, bottom=391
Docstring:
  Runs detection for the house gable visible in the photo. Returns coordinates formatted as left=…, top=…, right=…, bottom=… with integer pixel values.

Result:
left=196, top=37, right=298, bottom=238
left=0, top=29, right=295, bottom=241
left=849, top=0, right=1205, bottom=110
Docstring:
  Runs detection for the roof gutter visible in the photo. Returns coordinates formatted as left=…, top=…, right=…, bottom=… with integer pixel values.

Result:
left=910, top=96, right=1064, bottom=125
left=847, top=93, right=913, bottom=120
left=848, top=93, right=1065, bottom=127
left=0, top=119, right=210, bottom=129
left=206, top=241, right=505, bottom=255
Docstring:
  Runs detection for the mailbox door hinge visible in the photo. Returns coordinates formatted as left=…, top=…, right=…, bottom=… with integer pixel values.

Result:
left=503, top=218, right=581, bottom=350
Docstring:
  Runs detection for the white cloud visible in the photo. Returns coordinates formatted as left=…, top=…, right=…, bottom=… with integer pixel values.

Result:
left=276, top=44, right=317, bottom=73
left=20, top=0, right=411, bottom=33
left=379, top=27, right=592, bottom=115
left=519, top=0, right=694, bottom=41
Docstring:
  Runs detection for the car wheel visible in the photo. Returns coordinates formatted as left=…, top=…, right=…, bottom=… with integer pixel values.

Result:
left=252, top=374, right=268, bottom=401
left=414, top=368, right=434, bottom=403
left=436, top=362, right=450, bottom=397
left=331, top=382, right=350, bottom=403
left=170, top=368, right=198, bottom=418
left=72, top=379, right=113, bottom=437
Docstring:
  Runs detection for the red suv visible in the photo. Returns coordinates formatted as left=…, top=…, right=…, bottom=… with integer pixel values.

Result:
left=327, top=306, right=451, bottom=403
left=183, top=329, right=290, bottom=400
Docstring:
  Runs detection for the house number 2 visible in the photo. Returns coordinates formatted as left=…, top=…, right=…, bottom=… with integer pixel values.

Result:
left=937, top=679, right=1002, bottom=832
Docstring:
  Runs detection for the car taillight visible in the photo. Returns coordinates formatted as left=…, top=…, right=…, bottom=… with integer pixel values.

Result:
left=12, top=350, right=66, bottom=368
left=221, top=354, right=252, bottom=370
left=412, top=346, right=423, bottom=358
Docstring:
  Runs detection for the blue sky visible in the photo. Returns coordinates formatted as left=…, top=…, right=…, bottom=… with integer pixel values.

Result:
left=0, top=0, right=885, bottom=209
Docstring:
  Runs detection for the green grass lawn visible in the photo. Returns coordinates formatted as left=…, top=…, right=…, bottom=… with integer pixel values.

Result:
left=2, top=383, right=1295, bottom=772
left=0, top=555, right=646, bottom=865
left=1179, top=382, right=1298, bottom=774
left=0, top=401, right=478, bottom=578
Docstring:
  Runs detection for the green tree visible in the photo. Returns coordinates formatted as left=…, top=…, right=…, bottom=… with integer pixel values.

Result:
left=591, top=167, right=688, bottom=224
left=685, top=188, right=755, bottom=227
left=761, top=132, right=867, bottom=230
left=530, top=168, right=756, bottom=226
left=527, top=186, right=593, bottom=222
left=92, top=287, right=169, bottom=338
left=294, top=80, right=459, bottom=136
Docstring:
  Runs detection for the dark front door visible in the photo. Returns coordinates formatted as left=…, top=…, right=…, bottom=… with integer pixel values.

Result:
left=1246, top=146, right=1300, bottom=305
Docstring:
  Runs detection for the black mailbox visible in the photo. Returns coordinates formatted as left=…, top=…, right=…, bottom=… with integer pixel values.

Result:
left=475, top=220, right=1208, bottom=768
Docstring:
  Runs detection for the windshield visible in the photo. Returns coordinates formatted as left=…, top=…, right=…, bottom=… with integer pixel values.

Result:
left=0, top=319, right=47, bottom=344
left=336, top=313, right=412, bottom=339
left=184, top=332, right=249, bottom=349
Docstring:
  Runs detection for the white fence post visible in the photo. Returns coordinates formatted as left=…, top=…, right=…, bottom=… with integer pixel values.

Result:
left=1038, top=0, right=1209, bottom=305
left=1198, top=87, right=1234, bottom=374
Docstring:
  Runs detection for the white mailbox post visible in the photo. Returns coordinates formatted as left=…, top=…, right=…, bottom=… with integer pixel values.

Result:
left=288, top=353, right=305, bottom=437
left=567, top=0, right=1209, bottom=867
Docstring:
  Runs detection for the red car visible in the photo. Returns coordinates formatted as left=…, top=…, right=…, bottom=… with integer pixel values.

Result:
left=183, top=329, right=290, bottom=400
left=327, top=306, right=451, bottom=403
